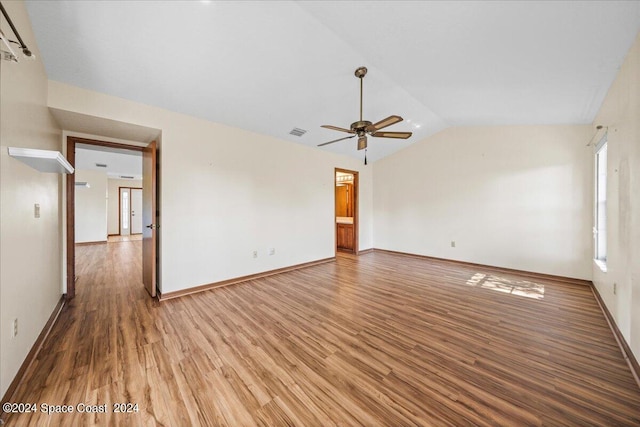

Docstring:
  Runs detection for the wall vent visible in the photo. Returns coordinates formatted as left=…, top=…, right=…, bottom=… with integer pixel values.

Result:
left=120, top=175, right=135, bottom=179
left=95, top=163, right=107, bottom=168
left=289, top=127, right=307, bottom=137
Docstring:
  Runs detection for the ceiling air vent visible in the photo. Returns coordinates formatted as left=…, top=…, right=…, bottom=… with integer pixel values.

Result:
left=289, top=127, right=307, bottom=137
left=95, top=163, right=107, bottom=168
left=120, top=175, right=135, bottom=179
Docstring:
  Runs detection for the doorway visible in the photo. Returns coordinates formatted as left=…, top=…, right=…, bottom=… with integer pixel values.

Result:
left=66, top=136, right=158, bottom=299
left=335, top=168, right=358, bottom=254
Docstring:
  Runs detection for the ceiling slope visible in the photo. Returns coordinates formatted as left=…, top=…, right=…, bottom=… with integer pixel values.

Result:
left=24, top=1, right=640, bottom=162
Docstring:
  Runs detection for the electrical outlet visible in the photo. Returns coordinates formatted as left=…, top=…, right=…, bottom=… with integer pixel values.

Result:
left=252, top=250, right=258, bottom=259
left=451, top=241, right=456, bottom=248
left=12, top=318, right=18, bottom=338
left=268, top=248, right=275, bottom=256
left=613, top=283, right=617, bottom=295
left=34, top=203, right=40, bottom=218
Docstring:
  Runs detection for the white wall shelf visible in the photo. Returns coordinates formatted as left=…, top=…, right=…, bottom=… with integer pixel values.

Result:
left=8, top=147, right=74, bottom=174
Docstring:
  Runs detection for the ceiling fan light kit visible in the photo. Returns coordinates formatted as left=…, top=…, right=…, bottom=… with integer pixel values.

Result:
left=357, top=136, right=367, bottom=151
left=319, top=66, right=413, bottom=164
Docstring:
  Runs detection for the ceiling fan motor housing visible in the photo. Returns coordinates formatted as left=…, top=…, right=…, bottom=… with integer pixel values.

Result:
left=350, top=120, right=372, bottom=133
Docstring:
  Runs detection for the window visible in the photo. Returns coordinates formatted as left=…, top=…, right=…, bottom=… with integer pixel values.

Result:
left=122, top=191, right=129, bottom=230
left=594, top=136, right=607, bottom=268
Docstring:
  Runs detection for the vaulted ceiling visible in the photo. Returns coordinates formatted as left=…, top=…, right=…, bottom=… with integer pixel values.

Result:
left=25, top=1, right=640, bottom=162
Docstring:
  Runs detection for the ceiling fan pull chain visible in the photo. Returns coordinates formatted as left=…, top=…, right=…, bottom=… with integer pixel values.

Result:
left=364, top=148, right=367, bottom=165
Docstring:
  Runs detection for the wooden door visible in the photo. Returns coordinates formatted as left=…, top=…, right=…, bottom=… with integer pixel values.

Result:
left=336, top=185, right=348, bottom=216
left=335, top=184, right=353, bottom=218
left=336, top=223, right=354, bottom=251
left=142, top=141, right=157, bottom=297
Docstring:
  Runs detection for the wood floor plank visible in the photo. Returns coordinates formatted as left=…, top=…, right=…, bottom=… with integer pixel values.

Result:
left=4, top=242, right=640, bottom=426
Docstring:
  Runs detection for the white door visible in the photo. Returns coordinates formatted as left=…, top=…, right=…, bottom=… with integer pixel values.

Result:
left=131, top=189, right=143, bottom=234
left=120, top=188, right=130, bottom=236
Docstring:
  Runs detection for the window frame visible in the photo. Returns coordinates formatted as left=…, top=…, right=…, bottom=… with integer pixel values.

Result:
left=594, top=134, right=607, bottom=271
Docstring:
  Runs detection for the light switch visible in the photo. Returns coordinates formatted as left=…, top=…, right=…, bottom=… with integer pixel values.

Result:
left=34, top=203, right=40, bottom=218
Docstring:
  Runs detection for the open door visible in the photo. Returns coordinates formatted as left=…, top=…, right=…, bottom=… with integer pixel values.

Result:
left=335, top=168, right=359, bottom=255
left=142, top=141, right=157, bottom=297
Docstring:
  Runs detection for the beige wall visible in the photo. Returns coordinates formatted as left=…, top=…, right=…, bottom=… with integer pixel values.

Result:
left=48, top=81, right=374, bottom=294
left=74, top=169, right=107, bottom=243
left=107, top=178, right=142, bottom=235
left=0, top=2, right=62, bottom=397
left=592, top=31, right=640, bottom=362
left=373, top=125, right=593, bottom=280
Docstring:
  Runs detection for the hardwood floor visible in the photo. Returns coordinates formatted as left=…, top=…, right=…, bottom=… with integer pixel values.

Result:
left=5, top=243, right=640, bottom=426
left=107, top=234, right=142, bottom=243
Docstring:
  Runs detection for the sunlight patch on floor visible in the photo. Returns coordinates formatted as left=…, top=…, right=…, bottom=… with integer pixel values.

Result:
left=466, top=272, right=544, bottom=300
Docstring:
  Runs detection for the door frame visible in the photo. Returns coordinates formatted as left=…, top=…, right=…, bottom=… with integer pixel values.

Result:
left=118, top=186, right=143, bottom=236
left=66, top=136, right=149, bottom=299
left=335, top=168, right=359, bottom=255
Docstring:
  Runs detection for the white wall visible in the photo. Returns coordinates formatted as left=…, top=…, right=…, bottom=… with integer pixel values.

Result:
left=74, top=169, right=107, bottom=243
left=107, top=178, right=142, bottom=235
left=48, top=81, right=373, bottom=294
left=592, top=31, right=640, bottom=362
left=0, top=2, right=62, bottom=397
left=373, top=125, right=593, bottom=280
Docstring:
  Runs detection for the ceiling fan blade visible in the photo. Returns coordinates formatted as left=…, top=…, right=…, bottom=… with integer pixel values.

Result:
left=371, top=131, right=413, bottom=139
left=321, top=125, right=356, bottom=134
left=317, top=135, right=356, bottom=147
left=367, top=115, right=403, bottom=132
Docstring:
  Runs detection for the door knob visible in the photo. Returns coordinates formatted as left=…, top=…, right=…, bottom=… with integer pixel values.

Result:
left=146, top=224, right=158, bottom=229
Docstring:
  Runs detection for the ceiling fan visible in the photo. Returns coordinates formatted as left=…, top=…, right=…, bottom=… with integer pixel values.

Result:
left=318, top=66, right=412, bottom=162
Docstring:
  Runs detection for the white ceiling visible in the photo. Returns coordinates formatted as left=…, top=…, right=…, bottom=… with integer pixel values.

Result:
left=75, top=144, right=142, bottom=180
left=25, top=1, right=640, bottom=163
